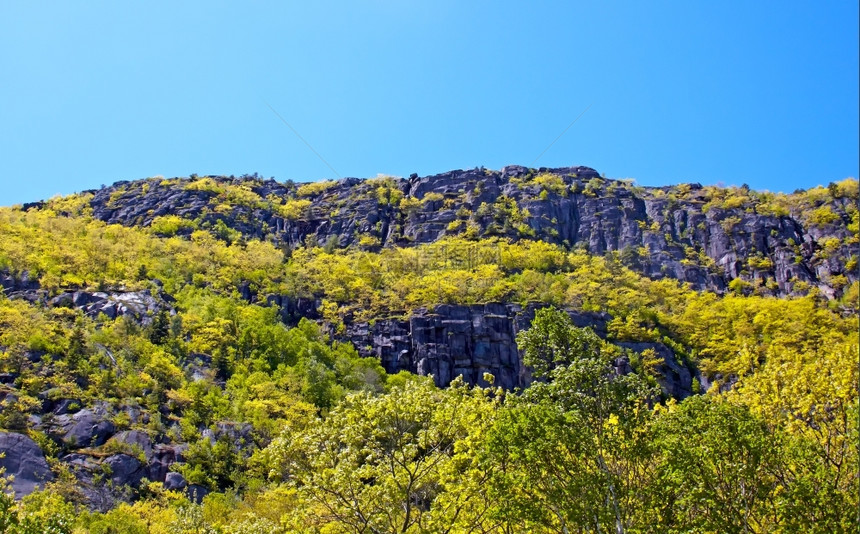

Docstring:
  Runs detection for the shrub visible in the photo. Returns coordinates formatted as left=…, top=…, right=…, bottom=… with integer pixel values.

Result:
left=296, top=180, right=338, bottom=197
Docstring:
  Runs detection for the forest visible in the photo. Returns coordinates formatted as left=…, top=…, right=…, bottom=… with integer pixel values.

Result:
left=0, top=170, right=857, bottom=533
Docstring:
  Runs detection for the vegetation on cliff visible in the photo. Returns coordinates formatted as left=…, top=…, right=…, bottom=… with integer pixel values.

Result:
left=0, top=168, right=857, bottom=532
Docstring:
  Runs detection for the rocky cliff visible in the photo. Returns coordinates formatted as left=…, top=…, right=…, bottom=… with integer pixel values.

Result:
left=74, top=164, right=858, bottom=397
left=75, top=165, right=859, bottom=392
left=338, top=302, right=697, bottom=398
left=86, top=165, right=858, bottom=299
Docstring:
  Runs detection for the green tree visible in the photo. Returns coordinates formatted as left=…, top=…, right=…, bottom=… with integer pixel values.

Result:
left=516, top=307, right=608, bottom=377
left=486, top=311, right=659, bottom=533
left=263, top=376, right=498, bottom=533
left=12, top=490, right=75, bottom=534
left=67, top=318, right=88, bottom=369
left=0, top=468, right=18, bottom=533
left=648, top=397, right=784, bottom=533
left=148, top=310, right=171, bottom=345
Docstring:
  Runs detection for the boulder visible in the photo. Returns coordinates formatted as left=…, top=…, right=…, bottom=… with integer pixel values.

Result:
left=52, top=398, right=82, bottom=415
left=186, top=484, right=209, bottom=504
left=163, top=472, right=187, bottom=491
left=147, top=444, right=186, bottom=482
left=60, top=406, right=116, bottom=448
left=0, top=373, right=18, bottom=385
left=59, top=453, right=118, bottom=512
left=0, top=432, right=54, bottom=498
left=0, top=270, right=40, bottom=293
left=104, top=454, right=146, bottom=488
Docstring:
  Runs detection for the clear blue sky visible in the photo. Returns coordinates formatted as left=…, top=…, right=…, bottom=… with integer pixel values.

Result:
left=1, top=1, right=857, bottom=205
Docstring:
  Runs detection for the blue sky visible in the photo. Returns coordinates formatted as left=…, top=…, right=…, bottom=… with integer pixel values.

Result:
left=1, top=1, right=857, bottom=205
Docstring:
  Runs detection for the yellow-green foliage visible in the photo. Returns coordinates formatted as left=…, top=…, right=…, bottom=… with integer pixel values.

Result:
left=516, top=172, right=568, bottom=196
left=807, top=205, right=839, bottom=227
left=727, top=335, right=859, bottom=503
left=222, top=183, right=265, bottom=209
left=702, top=186, right=751, bottom=211
left=819, top=236, right=842, bottom=253
left=399, top=196, right=421, bottom=214
left=774, top=179, right=857, bottom=227
left=720, top=215, right=742, bottom=232
left=0, top=296, right=67, bottom=355
left=698, top=180, right=860, bottom=228
left=583, top=177, right=603, bottom=197
left=185, top=179, right=266, bottom=211
left=68, top=301, right=856, bottom=532
left=149, top=215, right=197, bottom=236
left=421, top=192, right=444, bottom=205
left=357, top=234, right=381, bottom=249
left=2, top=199, right=854, bottom=378
left=45, top=192, right=94, bottom=217
left=184, top=177, right=224, bottom=194
left=747, top=255, right=774, bottom=270
left=367, top=176, right=404, bottom=206
left=106, top=188, right=127, bottom=208
left=491, top=195, right=528, bottom=225
left=847, top=209, right=859, bottom=236
left=668, top=292, right=857, bottom=378
left=833, top=177, right=859, bottom=198
left=754, top=194, right=791, bottom=217
left=274, top=198, right=312, bottom=220
left=296, top=179, right=338, bottom=197
left=0, top=203, right=284, bottom=294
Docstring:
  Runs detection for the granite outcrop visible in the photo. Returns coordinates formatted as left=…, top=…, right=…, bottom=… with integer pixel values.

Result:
left=336, top=302, right=697, bottom=398
left=86, top=166, right=858, bottom=298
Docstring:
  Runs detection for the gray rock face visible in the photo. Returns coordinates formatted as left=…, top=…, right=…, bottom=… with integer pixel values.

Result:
left=338, top=303, right=699, bottom=396
left=0, top=432, right=54, bottom=498
left=2, top=274, right=175, bottom=327
left=186, top=484, right=209, bottom=503
left=266, top=294, right=321, bottom=325
left=163, top=471, right=187, bottom=491
left=104, top=454, right=147, bottom=488
left=341, top=303, right=615, bottom=391
left=86, top=167, right=857, bottom=298
left=0, top=270, right=40, bottom=293
left=57, top=405, right=116, bottom=448
left=60, top=453, right=119, bottom=512
left=51, top=398, right=82, bottom=416
left=56, top=439, right=186, bottom=510
left=48, top=289, right=173, bottom=325
left=147, top=444, right=186, bottom=483
left=45, top=439, right=187, bottom=511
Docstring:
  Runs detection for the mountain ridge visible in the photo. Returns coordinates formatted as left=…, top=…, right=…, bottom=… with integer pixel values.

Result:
left=75, top=165, right=858, bottom=299
left=0, top=165, right=856, bottom=524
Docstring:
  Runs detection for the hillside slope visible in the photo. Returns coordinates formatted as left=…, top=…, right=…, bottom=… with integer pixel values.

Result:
left=0, top=166, right=856, bottom=530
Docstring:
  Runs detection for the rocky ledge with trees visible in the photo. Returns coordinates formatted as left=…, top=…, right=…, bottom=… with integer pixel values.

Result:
left=0, top=167, right=856, bottom=532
